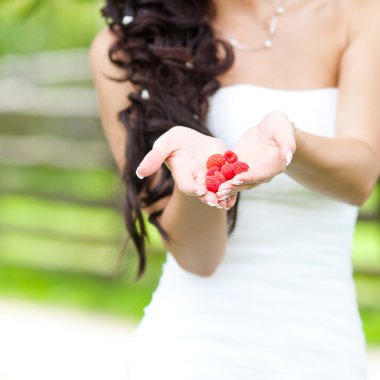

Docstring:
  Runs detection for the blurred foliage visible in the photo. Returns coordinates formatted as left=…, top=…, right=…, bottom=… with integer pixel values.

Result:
left=352, top=223, right=380, bottom=270
left=0, top=0, right=105, bottom=55
left=1, top=165, right=120, bottom=202
left=0, top=164, right=164, bottom=275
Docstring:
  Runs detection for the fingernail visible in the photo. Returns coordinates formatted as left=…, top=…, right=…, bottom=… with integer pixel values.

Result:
left=224, top=207, right=231, bottom=211
left=206, top=202, right=218, bottom=207
left=231, top=180, right=244, bottom=186
left=136, top=168, right=144, bottom=179
left=217, top=189, right=231, bottom=197
left=286, top=150, right=293, bottom=167
left=196, top=190, right=206, bottom=197
left=219, top=195, right=230, bottom=201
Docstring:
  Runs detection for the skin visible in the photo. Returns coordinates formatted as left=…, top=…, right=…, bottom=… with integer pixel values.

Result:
left=90, top=0, right=380, bottom=276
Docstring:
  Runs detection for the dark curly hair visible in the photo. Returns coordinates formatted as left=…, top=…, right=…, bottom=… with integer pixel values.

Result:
left=101, top=0, right=239, bottom=280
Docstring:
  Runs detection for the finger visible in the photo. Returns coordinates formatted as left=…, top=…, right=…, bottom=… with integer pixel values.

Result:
left=216, top=192, right=233, bottom=209
left=136, top=147, right=170, bottom=178
left=218, top=194, right=235, bottom=209
left=204, top=192, right=221, bottom=207
left=173, top=167, right=205, bottom=196
left=201, top=187, right=223, bottom=208
left=193, top=169, right=209, bottom=199
left=273, top=123, right=296, bottom=165
left=217, top=171, right=258, bottom=194
left=193, top=168, right=224, bottom=207
left=216, top=188, right=232, bottom=199
left=218, top=199, right=227, bottom=208
left=217, top=193, right=232, bottom=203
left=236, top=165, right=274, bottom=184
left=228, top=159, right=280, bottom=185
left=227, top=184, right=259, bottom=193
left=225, top=193, right=237, bottom=209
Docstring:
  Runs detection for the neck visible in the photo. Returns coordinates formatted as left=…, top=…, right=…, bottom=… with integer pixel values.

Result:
left=212, top=0, right=273, bottom=19
left=210, top=0, right=287, bottom=52
left=211, top=0, right=283, bottom=27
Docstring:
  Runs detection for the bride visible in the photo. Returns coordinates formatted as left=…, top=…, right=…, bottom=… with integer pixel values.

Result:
left=90, top=0, right=380, bottom=379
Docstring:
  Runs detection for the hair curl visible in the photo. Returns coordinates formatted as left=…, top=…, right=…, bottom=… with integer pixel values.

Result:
left=101, top=0, right=239, bottom=280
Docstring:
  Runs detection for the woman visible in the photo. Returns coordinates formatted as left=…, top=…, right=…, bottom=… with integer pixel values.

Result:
left=90, top=0, right=380, bottom=379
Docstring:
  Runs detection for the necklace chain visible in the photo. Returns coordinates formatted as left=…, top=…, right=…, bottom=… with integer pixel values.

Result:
left=220, top=0, right=286, bottom=52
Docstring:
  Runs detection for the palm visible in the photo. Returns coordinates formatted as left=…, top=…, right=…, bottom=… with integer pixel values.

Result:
left=216, top=111, right=296, bottom=210
left=137, top=126, right=227, bottom=203
left=162, top=127, right=227, bottom=177
left=234, top=126, right=283, bottom=175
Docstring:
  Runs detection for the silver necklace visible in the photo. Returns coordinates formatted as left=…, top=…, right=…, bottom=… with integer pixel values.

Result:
left=220, top=0, right=286, bottom=52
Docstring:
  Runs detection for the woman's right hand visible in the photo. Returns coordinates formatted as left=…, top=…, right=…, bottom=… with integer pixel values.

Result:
left=136, top=126, right=229, bottom=208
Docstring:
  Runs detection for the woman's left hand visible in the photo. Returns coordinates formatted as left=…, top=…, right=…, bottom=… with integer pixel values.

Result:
left=217, top=110, right=296, bottom=208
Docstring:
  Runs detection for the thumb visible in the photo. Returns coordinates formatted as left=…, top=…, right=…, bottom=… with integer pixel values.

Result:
left=172, top=166, right=204, bottom=196
left=274, top=125, right=296, bottom=166
left=136, top=146, right=171, bottom=179
left=193, top=169, right=208, bottom=196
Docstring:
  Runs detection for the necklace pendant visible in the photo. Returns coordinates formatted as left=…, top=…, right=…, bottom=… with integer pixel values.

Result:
left=269, top=16, right=279, bottom=35
left=221, top=0, right=286, bottom=52
left=264, top=39, right=273, bottom=48
left=276, top=5, right=285, bottom=14
left=230, top=38, right=239, bottom=47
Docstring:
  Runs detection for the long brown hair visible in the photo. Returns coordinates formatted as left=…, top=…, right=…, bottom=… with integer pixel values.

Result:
left=101, top=0, right=239, bottom=280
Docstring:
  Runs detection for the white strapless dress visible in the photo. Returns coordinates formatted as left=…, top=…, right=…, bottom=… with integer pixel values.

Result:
left=126, top=84, right=368, bottom=380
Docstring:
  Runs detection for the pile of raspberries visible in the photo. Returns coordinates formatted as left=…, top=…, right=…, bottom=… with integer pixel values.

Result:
left=205, top=150, right=249, bottom=193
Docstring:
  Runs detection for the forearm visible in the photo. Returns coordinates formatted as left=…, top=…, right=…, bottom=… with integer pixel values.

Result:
left=160, top=186, right=228, bottom=276
left=286, top=128, right=379, bottom=205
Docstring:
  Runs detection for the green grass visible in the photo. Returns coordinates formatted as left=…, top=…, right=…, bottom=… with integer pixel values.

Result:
left=355, top=273, right=380, bottom=344
left=0, top=252, right=166, bottom=322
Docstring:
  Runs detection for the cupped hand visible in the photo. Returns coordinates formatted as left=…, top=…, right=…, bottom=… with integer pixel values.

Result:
left=136, top=126, right=228, bottom=208
left=217, top=110, right=296, bottom=209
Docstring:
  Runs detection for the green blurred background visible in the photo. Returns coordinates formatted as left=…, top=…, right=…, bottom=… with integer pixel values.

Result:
left=0, top=0, right=379, bottom=346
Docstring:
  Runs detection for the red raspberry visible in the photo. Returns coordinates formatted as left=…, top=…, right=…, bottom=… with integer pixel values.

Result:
left=206, top=166, right=220, bottom=177
left=206, top=154, right=226, bottom=169
left=224, top=150, right=238, bottom=164
left=205, top=172, right=226, bottom=193
left=220, top=163, right=235, bottom=180
left=232, top=161, right=249, bottom=175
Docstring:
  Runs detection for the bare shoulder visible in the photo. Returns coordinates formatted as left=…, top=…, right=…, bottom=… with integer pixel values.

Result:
left=89, top=27, right=133, bottom=172
left=342, top=0, right=380, bottom=36
left=90, top=27, right=115, bottom=57
left=89, top=27, right=126, bottom=79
